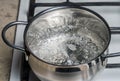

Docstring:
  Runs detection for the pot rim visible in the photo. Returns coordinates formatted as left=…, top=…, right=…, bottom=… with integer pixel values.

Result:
left=24, top=6, right=111, bottom=66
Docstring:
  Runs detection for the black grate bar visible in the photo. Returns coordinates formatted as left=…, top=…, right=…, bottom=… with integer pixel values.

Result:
left=67, top=0, right=69, bottom=3
left=28, top=0, right=35, bottom=20
left=106, top=63, right=120, bottom=68
left=110, top=27, right=120, bottom=34
left=32, top=2, right=120, bottom=7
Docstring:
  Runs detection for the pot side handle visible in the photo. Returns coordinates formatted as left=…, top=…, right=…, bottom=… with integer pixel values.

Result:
left=105, top=27, right=120, bottom=58
left=2, top=21, right=28, bottom=51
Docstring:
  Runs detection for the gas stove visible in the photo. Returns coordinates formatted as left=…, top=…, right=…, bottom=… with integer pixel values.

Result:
left=9, top=0, right=120, bottom=81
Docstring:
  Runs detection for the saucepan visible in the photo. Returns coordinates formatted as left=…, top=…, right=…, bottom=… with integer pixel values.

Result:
left=2, top=6, right=120, bottom=81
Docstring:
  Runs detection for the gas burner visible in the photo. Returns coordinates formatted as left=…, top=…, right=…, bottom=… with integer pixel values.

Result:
left=9, top=0, right=120, bottom=81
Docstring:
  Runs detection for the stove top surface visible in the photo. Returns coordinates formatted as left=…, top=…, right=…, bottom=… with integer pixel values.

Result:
left=9, top=0, right=120, bottom=81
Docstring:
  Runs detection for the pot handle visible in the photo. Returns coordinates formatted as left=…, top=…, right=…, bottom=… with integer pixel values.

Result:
left=2, top=21, right=28, bottom=51
left=104, top=27, right=120, bottom=58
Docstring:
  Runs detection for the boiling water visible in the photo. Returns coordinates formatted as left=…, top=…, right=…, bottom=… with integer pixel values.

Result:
left=35, top=34, right=101, bottom=65
left=27, top=17, right=105, bottom=65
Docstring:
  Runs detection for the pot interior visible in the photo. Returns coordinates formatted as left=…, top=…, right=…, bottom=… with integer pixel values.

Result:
left=25, top=7, right=110, bottom=66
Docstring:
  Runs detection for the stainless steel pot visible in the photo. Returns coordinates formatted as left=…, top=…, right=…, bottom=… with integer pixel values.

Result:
left=2, top=6, right=120, bottom=81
